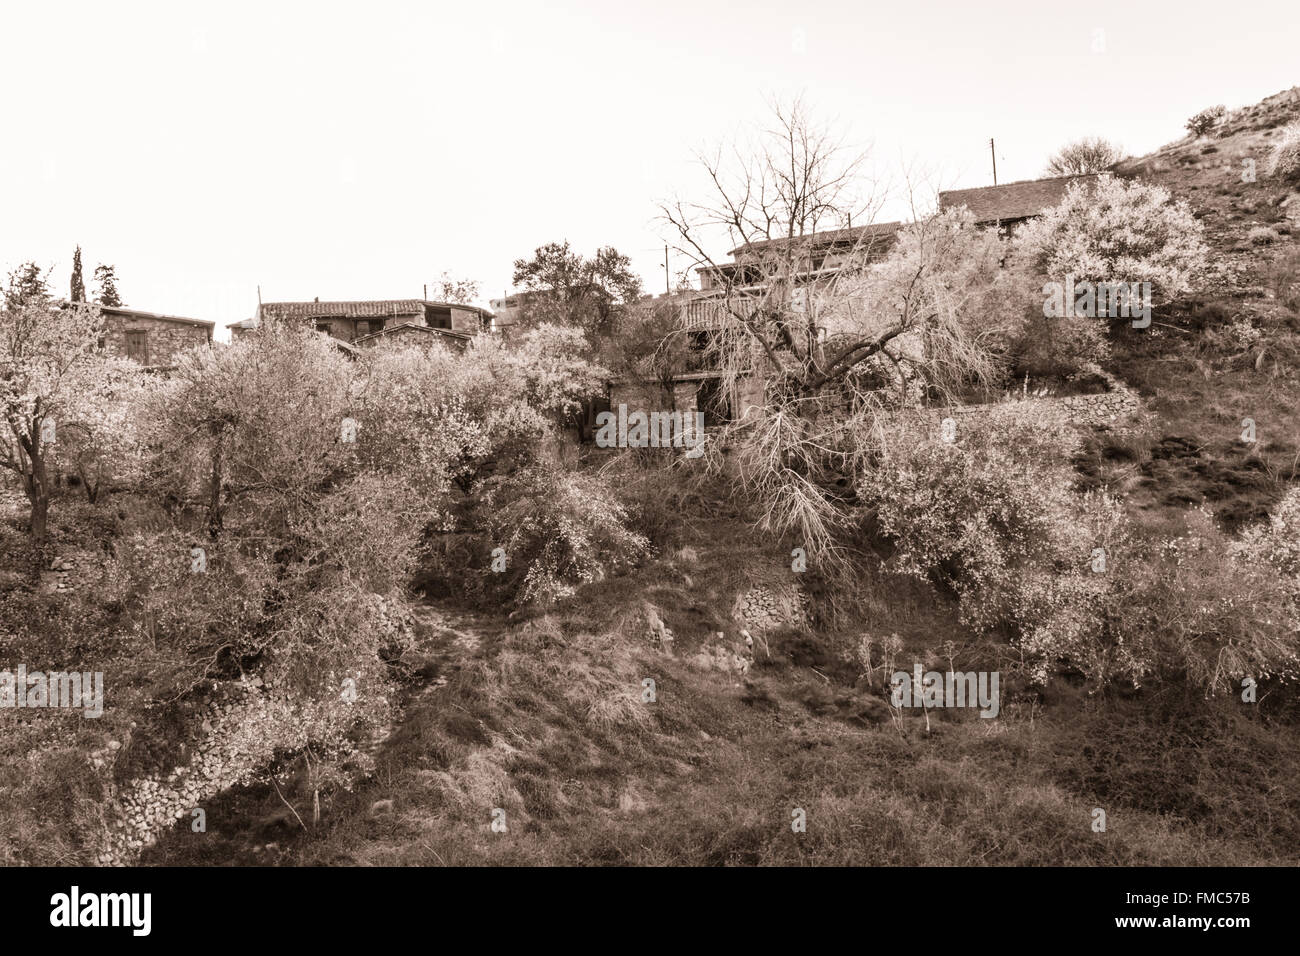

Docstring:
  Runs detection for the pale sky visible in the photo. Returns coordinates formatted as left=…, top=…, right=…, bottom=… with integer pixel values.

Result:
left=2, top=0, right=1295, bottom=335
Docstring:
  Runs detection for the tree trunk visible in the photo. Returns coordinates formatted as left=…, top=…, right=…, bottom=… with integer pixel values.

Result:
left=207, top=423, right=225, bottom=539
left=28, top=491, right=48, bottom=545
left=24, top=442, right=51, bottom=548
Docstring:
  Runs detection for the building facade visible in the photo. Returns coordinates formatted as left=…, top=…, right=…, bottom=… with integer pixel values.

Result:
left=232, top=298, right=494, bottom=343
left=96, top=305, right=214, bottom=367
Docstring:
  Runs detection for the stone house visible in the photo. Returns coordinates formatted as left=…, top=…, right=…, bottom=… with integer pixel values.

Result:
left=605, top=370, right=765, bottom=435
left=696, top=220, right=903, bottom=293
left=938, top=173, right=1099, bottom=232
left=231, top=298, right=494, bottom=344
left=95, top=305, right=215, bottom=367
left=608, top=222, right=904, bottom=432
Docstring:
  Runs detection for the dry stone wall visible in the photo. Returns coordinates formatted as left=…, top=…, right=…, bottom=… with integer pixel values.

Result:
left=897, top=383, right=1141, bottom=431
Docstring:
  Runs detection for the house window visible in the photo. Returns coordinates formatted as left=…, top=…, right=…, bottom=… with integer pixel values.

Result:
left=125, top=330, right=149, bottom=364
left=316, top=321, right=332, bottom=335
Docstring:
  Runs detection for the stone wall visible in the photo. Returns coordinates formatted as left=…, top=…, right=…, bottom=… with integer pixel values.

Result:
left=608, top=374, right=764, bottom=425
left=897, top=384, right=1141, bottom=431
left=608, top=379, right=699, bottom=414
left=449, top=306, right=482, bottom=333
left=102, top=315, right=212, bottom=367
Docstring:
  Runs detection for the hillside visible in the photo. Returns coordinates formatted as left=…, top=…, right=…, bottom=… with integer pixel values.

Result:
left=120, top=89, right=1300, bottom=867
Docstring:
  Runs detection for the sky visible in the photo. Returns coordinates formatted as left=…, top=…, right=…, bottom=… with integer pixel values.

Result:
left=2, top=0, right=1296, bottom=336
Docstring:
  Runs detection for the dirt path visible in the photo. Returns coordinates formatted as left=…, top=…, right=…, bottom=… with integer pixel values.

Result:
left=355, top=601, right=505, bottom=759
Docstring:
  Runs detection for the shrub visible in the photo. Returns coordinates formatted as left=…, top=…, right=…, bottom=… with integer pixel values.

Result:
left=482, top=466, right=649, bottom=605
left=1268, top=123, right=1300, bottom=181
left=1116, top=506, right=1300, bottom=693
left=1186, top=105, right=1227, bottom=137
left=858, top=405, right=1300, bottom=693
left=1013, top=174, right=1209, bottom=307
left=858, top=404, right=1124, bottom=643
left=1248, top=225, right=1280, bottom=245
left=1044, top=137, right=1122, bottom=176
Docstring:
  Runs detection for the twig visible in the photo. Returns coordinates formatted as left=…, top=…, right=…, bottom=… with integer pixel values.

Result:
left=269, top=773, right=308, bottom=832
left=419, top=841, right=447, bottom=866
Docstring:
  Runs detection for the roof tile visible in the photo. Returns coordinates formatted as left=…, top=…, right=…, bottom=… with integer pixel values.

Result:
left=938, top=174, right=1099, bottom=223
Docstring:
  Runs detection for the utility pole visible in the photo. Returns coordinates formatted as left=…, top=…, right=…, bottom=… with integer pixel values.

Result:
left=664, top=245, right=670, bottom=295
left=990, top=138, right=998, bottom=185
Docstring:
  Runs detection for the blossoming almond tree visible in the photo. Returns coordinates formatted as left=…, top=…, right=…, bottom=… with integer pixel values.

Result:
left=147, top=320, right=355, bottom=537
left=0, top=301, right=128, bottom=546
left=1013, top=174, right=1209, bottom=308
left=54, top=362, right=159, bottom=503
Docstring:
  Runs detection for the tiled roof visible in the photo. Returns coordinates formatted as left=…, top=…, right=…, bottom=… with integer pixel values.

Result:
left=260, top=300, right=426, bottom=320
left=729, top=221, right=903, bottom=257
left=938, top=174, right=1099, bottom=224
left=66, top=302, right=214, bottom=328
left=260, top=299, right=495, bottom=321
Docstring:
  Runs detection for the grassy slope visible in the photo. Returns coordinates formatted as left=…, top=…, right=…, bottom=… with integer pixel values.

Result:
left=142, top=87, right=1300, bottom=866
left=1097, top=86, right=1300, bottom=532
left=147, top=521, right=1300, bottom=867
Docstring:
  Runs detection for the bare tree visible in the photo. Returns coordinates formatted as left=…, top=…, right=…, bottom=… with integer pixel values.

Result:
left=658, top=98, right=1007, bottom=561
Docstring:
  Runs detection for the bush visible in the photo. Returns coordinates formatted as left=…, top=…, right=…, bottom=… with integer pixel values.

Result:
left=858, top=406, right=1300, bottom=693
left=1186, top=105, right=1227, bottom=137
left=1268, top=123, right=1300, bottom=181
left=858, top=404, right=1123, bottom=642
left=1044, top=137, right=1122, bottom=176
left=1248, top=226, right=1280, bottom=245
left=482, top=466, right=649, bottom=605
left=1113, top=506, right=1300, bottom=693
left=1013, top=174, right=1209, bottom=307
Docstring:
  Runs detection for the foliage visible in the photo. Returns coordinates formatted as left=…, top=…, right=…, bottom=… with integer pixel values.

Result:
left=0, top=302, right=124, bottom=541
left=92, top=263, right=122, bottom=307
left=860, top=405, right=1300, bottom=692
left=1186, top=105, right=1227, bottom=137
left=52, top=363, right=159, bottom=502
left=1267, top=122, right=1300, bottom=181
left=3, top=261, right=52, bottom=310
left=1013, top=174, right=1209, bottom=307
left=860, top=404, right=1120, bottom=637
left=659, top=101, right=1020, bottom=558
left=145, top=320, right=355, bottom=534
left=511, top=241, right=643, bottom=339
left=70, top=246, right=86, bottom=304
left=482, top=466, right=649, bottom=605
left=434, top=271, right=481, bottom=305
left=1266, top=244, right=1300, bottom=311
left=1044, top=137, right=1122, bottom=176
